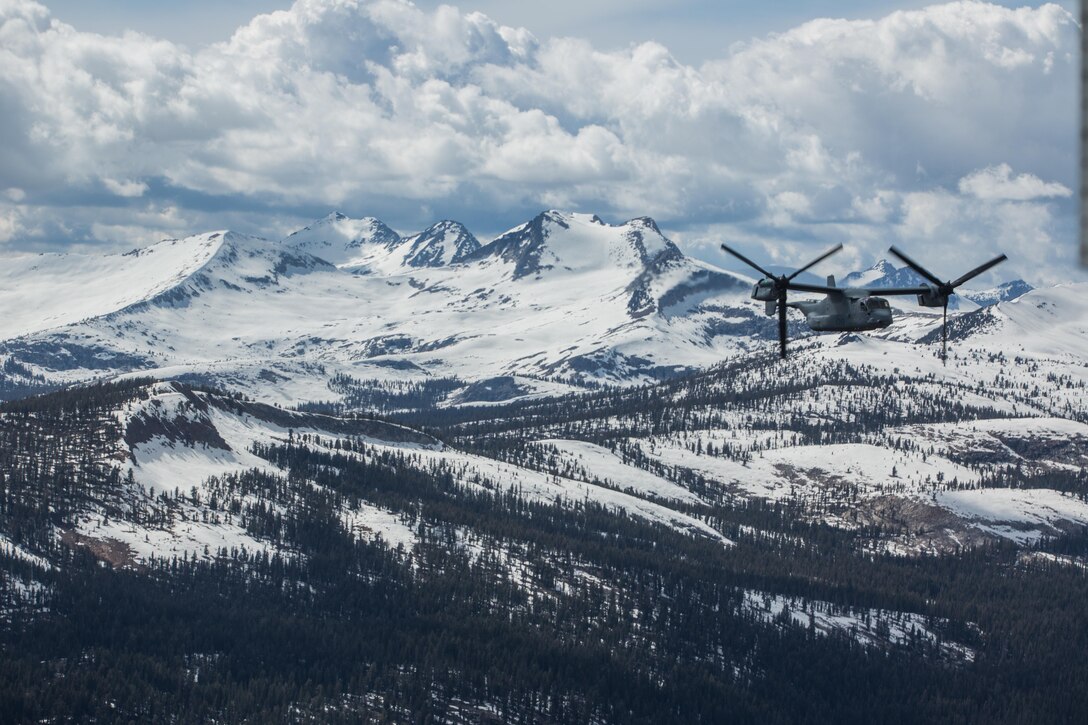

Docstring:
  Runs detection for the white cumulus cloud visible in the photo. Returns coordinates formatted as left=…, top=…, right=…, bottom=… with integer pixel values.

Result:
left=102, top=178, right=149, bottom=198
left=0, top=0, right=1080, bottom=282
left=958, top=163, right=1072, bottom=201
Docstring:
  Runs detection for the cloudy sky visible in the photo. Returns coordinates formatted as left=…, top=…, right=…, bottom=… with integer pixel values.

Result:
left=0, top=0, right=1081, bottom=284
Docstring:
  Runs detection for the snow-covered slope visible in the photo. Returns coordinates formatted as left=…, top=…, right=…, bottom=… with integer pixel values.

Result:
left=948, top=284, right=1088, bottom=359
left=48, top=381, right=731, bottom=567
left=0, top=233, right=227, bottom=339
left=961, top=279, right=1034, bottom=307
left=636, top=416, right=1088, bottom=553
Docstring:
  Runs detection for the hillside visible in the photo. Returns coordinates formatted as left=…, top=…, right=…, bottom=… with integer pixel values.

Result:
left=2, top=378, right=1087, bottom=722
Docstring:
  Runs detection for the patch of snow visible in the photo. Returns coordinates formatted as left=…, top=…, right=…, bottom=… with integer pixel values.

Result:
left=934, top=488, right=1088, bottom=543
left=0, top=533, right=52, bottom=570
left=741, top=589, right=975, bottom=662
left=537, top=439, right=704, bottom=504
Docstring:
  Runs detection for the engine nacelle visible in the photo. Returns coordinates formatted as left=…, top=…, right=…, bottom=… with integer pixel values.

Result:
left=751, top=279, right=777, bottom=302
left=916, top=286, right=948, bottom=308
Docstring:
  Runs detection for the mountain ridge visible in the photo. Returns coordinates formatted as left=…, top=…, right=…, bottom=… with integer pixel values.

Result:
left=0, top=210, right=762, bottom=401
left=0, top=209, right=1072, bottom=411
left=401, top=220, right=481, bottom=267
left=842, top=259, right=1033, bottom=309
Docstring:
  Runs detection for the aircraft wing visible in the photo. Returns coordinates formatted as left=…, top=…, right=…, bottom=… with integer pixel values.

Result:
left=785, top=282, right=843, bottom=295
left=857, top=286, right=932, bottom=296
left=786, top=282, right=933, bottom=297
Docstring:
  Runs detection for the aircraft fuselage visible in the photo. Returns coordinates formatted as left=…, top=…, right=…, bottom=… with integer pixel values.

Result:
left=789, top=294, right=893, bottom=332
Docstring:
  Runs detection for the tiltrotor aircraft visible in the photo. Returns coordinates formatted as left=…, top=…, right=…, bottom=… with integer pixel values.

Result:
left=719, top=242, right=1007, bottom=362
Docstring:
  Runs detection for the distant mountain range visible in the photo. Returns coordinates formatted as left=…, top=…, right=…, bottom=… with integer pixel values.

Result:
left=284, top=213, right=482, bottom=269
left=0, top=210, right=1070, bottom=407
left=840, top=259, right=1033, bottom=309
left=0, top=211, right=757, bottom=402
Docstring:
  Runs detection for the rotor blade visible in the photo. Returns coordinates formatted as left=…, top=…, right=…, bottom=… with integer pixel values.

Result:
left=950, top=254, right=1008, bottom=289
left=787, top=243, right=843, bottom=281
left=720, top=243, right=775, bottom=279
left=888, top=246, right=944, bottom=287
left=778, top=291, right=788, bottom=359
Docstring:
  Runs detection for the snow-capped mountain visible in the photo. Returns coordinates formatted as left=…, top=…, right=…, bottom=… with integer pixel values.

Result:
left=0, top=208, right=1074, bottom=413
left=400, top=220, right=480, bottom=267
left=959, top=279, right=1034, bottom=307
left=281, top=212, right=402, bottom=266
left=465, top=211, right=682, bottom=280
left=2, top=217, right=1086, bottom=723
left=283, top=214, right=482, bottom=272
left=0, top=211, right=760, bottom=403
left=841, top=259, right=925, bottom=290
left=841, top=259, right=1033, bottom=309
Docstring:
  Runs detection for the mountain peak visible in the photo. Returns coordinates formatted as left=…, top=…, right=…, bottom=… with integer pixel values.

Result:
left=540, top=209, right=573, bottom=227
left=961, top=279, right=1034, bottom=307
left=627, top=216, right=662, bottom=235
left=402, top=220, right=481, bottom=267
left=283, top=214, right=402, bottom=265
left=468, top=210, right=682, bottom=280
left=842, top=258, right=923, bottom=289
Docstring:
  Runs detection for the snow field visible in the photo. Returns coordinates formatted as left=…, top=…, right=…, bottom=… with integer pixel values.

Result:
left=105, top=385, right=733, bottom=569
left=342, top=439, right=733, bottom=546
left=740, top=590, right=976, bottom=662
left=935, top=488, right=1088, bottom=544
left=536, top=439, right=705, bottom=505
left=638, top=419, right=1088, bottom=546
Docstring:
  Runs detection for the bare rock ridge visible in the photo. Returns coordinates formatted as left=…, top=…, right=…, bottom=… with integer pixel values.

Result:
left=402, top=220, right=481, bottom=267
